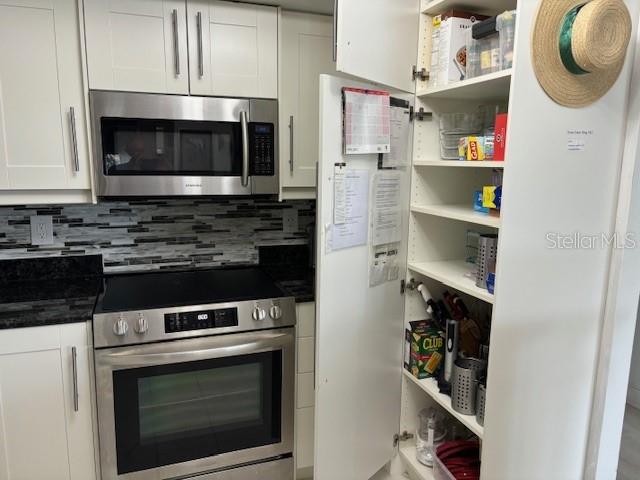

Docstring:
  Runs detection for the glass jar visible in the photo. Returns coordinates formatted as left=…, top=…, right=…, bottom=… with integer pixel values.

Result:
left=416, top=408, right=447, bottom=467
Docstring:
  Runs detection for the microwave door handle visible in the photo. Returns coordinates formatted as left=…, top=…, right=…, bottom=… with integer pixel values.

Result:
left=240, top=110, right=249, bottom=187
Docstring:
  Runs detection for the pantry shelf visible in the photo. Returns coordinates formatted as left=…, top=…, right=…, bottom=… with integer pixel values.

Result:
left=421, top=0, right=517, bottom=16
left=411, top=204, right=500, bottom=228
left=399, top=442, right=436, bottom=480
left=414, top=160, right=505, bottom=168
left=408, top=260, right=494, bottom=304
left=417, top=69, right=512, bottom=100
left=404, top=370, right=484, bottom=438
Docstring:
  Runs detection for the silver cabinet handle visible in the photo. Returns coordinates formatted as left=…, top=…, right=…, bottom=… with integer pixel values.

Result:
left=240, top=110, right=249, bottom=187
left=333, top=0, right=338, bottom=62
left=172, top=9, right=180, bottom=76
left=69, top=107, right=79, bottom=173
left=196, top=11, right=204, bottom=78
left=71, top=346, right=79, bottom=412
left=289, top=115, right=294, bottom=174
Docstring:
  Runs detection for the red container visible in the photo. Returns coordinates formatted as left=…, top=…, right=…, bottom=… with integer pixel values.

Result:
left=494, top=113, right=508, bottom=161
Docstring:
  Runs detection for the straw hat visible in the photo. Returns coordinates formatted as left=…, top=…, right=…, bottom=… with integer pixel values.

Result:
left=531, top=0, right=632, bottom=108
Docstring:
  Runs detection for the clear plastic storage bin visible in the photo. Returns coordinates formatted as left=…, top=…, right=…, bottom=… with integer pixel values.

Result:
left=439, top=113, right=483, bottom=159
left=496, top=10, right=517, bottom=70
left=433, top=452, right=457, bottom=480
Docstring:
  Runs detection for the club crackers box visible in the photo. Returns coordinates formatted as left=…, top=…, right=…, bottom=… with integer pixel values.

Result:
left=404, top=320, right=445, bottom=379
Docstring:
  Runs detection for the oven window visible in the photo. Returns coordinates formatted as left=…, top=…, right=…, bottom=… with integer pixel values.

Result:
left=112, top=351, right=282, bottom=474
left=100, top=118, right=242, bottom=176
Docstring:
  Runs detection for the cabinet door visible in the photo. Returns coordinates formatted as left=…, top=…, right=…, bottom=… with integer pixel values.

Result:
left=188, top=0, right=277, bottom=98
left=0, top=324, right=96, bottom=480
left=0, top=0, right=91, bottom=190
left=314, top=75, right=412, bottom=480
left=84, top=0, right=189, bottom=94
left=335, top=0, right=420, bottom=92
left=280, top=12, right=335, bottom=190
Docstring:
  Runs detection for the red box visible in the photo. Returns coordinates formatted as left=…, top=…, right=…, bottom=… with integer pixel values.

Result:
left=494, top=113, right=508, bottom=161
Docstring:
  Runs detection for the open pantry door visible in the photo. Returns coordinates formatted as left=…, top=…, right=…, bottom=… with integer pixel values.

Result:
left=314, top=74, right=412, bottom=480
left=334, top=0, right=420, bottom=93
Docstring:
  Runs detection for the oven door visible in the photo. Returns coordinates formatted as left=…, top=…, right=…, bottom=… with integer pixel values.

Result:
left=90, top=91, right=278, bottom=197
left=94, top=328, right=294, bottom=480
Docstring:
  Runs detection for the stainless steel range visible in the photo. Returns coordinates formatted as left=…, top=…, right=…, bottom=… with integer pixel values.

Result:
left=92, top=268, right=295, bottom=480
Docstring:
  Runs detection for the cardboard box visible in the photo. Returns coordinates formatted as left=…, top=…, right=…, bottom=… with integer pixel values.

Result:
left=404, top=320, right=445, bottom=379
left=494, top=113, right=508, bottom=161
left=430, top=10, right=487, bottom=88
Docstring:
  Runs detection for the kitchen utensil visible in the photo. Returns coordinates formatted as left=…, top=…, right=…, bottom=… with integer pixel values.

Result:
left=444, top=318, right=459, bottom=383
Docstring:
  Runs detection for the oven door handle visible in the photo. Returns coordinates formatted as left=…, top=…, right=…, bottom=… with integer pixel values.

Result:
left=101, top=330, right=292, bottom=367
left=240, top=110, right=250, bottom=187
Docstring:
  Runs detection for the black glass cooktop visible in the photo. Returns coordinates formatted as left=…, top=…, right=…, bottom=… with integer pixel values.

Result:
left=94, top=267, right=286, bottom=313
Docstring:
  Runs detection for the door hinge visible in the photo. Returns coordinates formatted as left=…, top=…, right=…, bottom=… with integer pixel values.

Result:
left=409, top=106, right=432, bottom=122
left=393, top=431, right=414, bottom=447
left=401, top=278, right=420, bottom=294
left=412, top=65, right=429, bottom=81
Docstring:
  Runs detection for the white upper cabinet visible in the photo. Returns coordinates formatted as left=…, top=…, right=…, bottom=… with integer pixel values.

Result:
left=188, top=0, right=278, bottom=98
left=0, top=323, right=97, bottom=480
left=335, top=0, right=420, bottom=92
left=84, top=0, right=189, bottom=94
left=0, top=0, right=91, bottom=192
left=280, top=12, right=335, bottom=192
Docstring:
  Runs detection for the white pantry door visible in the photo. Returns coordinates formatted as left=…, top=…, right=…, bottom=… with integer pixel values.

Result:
left=335, top=0, right=420, bottom=93
left=314, top=75, right=412, bottom=480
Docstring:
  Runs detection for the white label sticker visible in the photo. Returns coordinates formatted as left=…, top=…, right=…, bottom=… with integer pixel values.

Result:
left=567, top=129, right=594, bottom=152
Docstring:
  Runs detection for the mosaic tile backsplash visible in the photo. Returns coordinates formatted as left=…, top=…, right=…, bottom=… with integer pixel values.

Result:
left=0, top=198, right=314, bottom=273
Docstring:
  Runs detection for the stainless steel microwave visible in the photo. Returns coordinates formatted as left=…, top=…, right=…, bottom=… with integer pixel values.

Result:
left=90, top=91, right=278, bottom=197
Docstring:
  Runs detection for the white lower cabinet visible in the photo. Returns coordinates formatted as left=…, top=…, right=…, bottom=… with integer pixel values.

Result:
left=296, top=302, right=315, bottom=479
left=0, top=0, right=92, bottom=202
left=0, top=323, right=97, bottom=480
left=279, top=11, right=335, bottom=199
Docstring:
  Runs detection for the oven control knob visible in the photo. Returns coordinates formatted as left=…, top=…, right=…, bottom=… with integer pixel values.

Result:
left=252, top=307, right=267, bottom=321
left=113, top=318, right=128, bottom=336
left=135, top=314, right=148, bottom=334
left=269, top=305, right=282, bottom=320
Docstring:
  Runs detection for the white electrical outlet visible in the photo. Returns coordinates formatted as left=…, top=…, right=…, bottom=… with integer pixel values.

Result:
left=282, top=209, right=298, bottom=233
left=30, top=215, right=54, bottom=245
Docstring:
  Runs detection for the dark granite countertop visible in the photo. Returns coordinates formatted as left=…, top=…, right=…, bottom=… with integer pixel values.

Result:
left=0, top=256, right=103, bottom=330
left=0, top=247, right=315, bottom=330
left=259, top=245, right=315, bottom=303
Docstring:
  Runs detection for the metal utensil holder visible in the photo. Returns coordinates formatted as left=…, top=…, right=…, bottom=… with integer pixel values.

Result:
left=475, top=234, right=498, bottom=289
left=476, top=383, right=487, bottom=426
left=451, top=358, right=487, bottom=415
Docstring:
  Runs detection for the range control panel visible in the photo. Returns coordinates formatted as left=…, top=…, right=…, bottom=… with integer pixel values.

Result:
left=249, top=123, right=275, bottom=176
left=164, top=308, right=238, bottom=333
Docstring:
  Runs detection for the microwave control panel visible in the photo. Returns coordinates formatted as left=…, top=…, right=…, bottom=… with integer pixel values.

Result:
left=164, top=308, right=238, bottom=333
left=249, top=123, right=275, bottom=176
